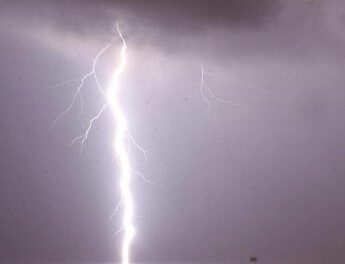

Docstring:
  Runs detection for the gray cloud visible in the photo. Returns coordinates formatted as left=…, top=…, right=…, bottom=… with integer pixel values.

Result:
left=3, top=0, right=281, bottom=32
left=3, top=0, right=345, bottom=61
left=109, top=0, right=281, bottom=31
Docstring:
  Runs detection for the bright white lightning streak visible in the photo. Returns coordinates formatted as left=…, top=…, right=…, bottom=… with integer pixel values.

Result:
left=52, top=23, right=135, bottom=264
left=106, top=23, right=134, bottom=264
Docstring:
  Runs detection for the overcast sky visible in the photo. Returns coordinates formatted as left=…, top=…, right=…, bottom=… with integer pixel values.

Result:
left=1, top=0, right=345, bottom=263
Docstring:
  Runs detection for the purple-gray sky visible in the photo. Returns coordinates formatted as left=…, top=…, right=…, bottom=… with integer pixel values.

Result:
left=1, top=0, right=345, bottom=263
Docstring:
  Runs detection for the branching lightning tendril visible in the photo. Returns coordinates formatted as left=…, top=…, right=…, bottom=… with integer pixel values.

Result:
left=51, top=43, right=111, bottom=128
left=199, top=62, right=237, bottom=113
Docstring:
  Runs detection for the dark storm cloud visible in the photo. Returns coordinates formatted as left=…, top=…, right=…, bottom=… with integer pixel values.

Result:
left=0, top=0, right=286, bottom=65
left=1, top=0, right=281, bottom=39
left=3, top=0, right=344, bottom=61
left=4, top=0, right=344, bottom=61
left=106, top=0, right=281, bottom=32
left=46, top=0, right=280, bottom=27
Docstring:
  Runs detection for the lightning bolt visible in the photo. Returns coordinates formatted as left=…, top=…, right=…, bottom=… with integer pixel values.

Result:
left=51, top=22, right=135, bottom=264
left=50, top=22, right=235, bottom=264
left=106, top=23, right=135, bottom=264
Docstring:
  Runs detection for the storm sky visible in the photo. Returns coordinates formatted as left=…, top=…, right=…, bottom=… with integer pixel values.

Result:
left=1, top=0, right=345, bottom=263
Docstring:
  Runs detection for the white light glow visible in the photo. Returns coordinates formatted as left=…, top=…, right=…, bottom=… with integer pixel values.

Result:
left=106, top=23, right=135, bottom=264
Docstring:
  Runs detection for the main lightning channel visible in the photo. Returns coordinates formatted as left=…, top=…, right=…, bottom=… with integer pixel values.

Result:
left=51, top=23, right=137, bottom=264
left=107, top=23, right=134, bottom=264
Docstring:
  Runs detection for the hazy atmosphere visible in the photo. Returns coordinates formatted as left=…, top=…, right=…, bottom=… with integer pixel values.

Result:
left=1, top=0, right=345, bottom=263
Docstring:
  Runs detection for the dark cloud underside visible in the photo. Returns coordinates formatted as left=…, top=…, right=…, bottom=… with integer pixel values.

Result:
left=110, top=0, right=281, bottom=30
left=2, top=0, right=281, bottom=36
